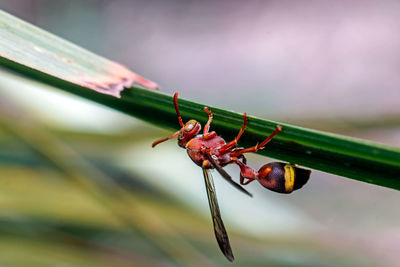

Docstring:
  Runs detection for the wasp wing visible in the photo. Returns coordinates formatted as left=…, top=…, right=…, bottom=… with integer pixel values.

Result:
left=205, top=153, right=252, bottom=197
left=202, top=168, right=234, bottom=262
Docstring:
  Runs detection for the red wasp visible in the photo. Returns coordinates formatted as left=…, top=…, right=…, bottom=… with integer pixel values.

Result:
left=152, top=93, right=311, bottom=261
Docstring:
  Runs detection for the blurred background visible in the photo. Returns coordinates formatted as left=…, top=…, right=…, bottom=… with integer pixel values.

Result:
left=1, top=1, right=400, bottom=266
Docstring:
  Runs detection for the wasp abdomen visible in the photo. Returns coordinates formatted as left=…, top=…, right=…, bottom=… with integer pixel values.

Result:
left=257, top=162, right=311, bottom=193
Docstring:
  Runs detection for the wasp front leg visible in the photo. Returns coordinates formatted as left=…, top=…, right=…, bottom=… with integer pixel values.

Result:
left=203, top=107, right=217, bottom=140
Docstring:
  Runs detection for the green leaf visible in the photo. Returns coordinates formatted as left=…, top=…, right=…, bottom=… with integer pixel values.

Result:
left=0, top=10, right=399, bottom=190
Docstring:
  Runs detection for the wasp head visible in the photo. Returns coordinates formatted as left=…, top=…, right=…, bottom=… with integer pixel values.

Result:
left=152, top=93, right=202, bottom=148
left=177, top=119, right=201, bottom=147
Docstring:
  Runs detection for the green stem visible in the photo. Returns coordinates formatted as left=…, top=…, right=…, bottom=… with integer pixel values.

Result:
left=8, top=59, right=400, bottom=189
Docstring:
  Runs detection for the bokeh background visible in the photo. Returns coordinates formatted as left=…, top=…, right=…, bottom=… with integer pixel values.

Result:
left=1, top=1, right=400, bottom=266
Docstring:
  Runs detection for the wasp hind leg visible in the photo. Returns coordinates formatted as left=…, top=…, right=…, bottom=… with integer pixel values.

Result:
left=230, top=125, right=282, bottom=157
left=219, top=113, right=248, bottom=153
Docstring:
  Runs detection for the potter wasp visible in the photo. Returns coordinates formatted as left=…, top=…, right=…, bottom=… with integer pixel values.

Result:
left=152, top=93, right=311, bottom=261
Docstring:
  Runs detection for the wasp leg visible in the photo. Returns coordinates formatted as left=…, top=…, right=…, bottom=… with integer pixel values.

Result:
left=203, top=107, right=218, bottom=140
left=219, top=113, right=248, bottom=154
left=203, top=107, right=213, bottom=135
left=230, top=125, right=282, bottom=157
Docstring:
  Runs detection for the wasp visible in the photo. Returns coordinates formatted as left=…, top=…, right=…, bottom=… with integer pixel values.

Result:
left=152, top=93, right=311, bottom=261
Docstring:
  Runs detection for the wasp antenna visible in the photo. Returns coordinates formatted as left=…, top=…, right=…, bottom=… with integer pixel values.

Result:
left=173, top=92, right=184, bottom=127
left=152, top=130, right=180, bottom=147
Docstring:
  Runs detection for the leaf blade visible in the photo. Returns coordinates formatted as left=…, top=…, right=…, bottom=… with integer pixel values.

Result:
left=0, top=10, right=158, bottom=97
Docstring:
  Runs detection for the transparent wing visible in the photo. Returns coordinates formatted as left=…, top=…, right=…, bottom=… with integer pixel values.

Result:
left=202, top=168, right=234, bottom=262
left=205, top=153, right=252, bottom=197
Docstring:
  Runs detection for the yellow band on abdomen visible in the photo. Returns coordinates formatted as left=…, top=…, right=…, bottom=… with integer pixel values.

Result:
left=284, top=165, right=295, bottom=193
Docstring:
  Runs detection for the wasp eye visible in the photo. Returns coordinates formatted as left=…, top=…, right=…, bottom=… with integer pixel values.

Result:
left=184, top=120, right=197, bottom=132
left=185, top=123, right=193, bottom=131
